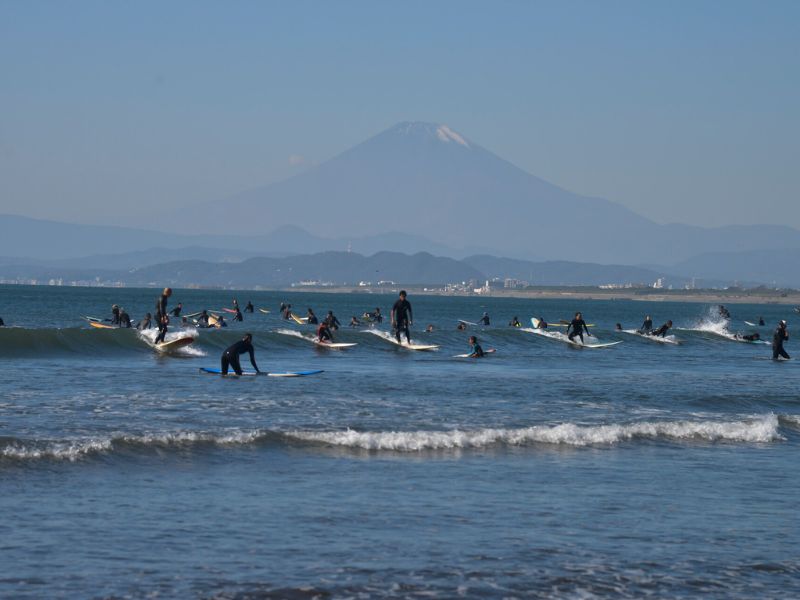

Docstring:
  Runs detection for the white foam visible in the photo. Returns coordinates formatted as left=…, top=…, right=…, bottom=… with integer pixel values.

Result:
left=288, top=415, right=782, bottom=451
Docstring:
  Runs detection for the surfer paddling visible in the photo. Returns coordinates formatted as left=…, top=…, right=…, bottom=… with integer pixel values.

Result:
left=773, top=320, right=790, bottom=360
left=566, top=312, right=592, bottom=344
left=221, top=333, right=260, bottom=376
left=391, top=290, right=413, bottom=344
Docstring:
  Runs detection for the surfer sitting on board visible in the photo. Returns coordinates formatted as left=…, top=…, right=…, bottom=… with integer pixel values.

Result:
left=170, top=303, right=183, bottom=317
left=196, top=310, right=210, bottom=328
left=306, top=309, right=319, bottom=325
left=773, top=321, right=790, bottom=360
left=233, top=307, right=244, bottom=322
left=509, top=316, right=521, bottom=328
left=639, top=315, right=653, bottom=334
left=245, top=301, right=254, bottom=313
left=221, top=333, right=260, bottom=376
left=111, top=304, right=120, bottom=325
left=467, top=335, right=485, bottom=358
left=566, top=312, right=591, bottom=344
left=391, top=290, right=413, bottom=344
left=650, top=320, right=673, bottom=337
left=479, top=312, right=490, bottom=326
left=317, top=321, right=333, bottom=343
left=349, top=316, right=361, bottom=327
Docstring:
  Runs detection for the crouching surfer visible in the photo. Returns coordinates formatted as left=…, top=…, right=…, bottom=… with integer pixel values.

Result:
left=650, top=320, right=673, bottom=337
left=566, top=312, right=591, bottom=344
left=221, top=333, right=260, bottom=375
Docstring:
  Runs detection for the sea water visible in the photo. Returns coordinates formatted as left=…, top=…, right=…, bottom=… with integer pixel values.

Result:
left=0, top=285, right=798, bottom=598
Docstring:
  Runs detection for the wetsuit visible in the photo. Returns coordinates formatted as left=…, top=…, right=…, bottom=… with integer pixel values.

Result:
left=742, top=333, right=760, bottom=342
left=155, top=294, right=168, bottom=321
left=392, top=299, right=413, bottom=343
left=317, top=324, right=333, bottom=342
left=640, top=318, right=653, bottom=333
left=245, top=302, right=254, bottom=313
left=469, top=343, right=485, bottom=358
left=373, top=311, right=383, bottom=323
left=197, top=313, right=210, bottom=328
left=111, top=306, right=120, bottom=325
left=326, top=314, right=340, bottom=329
left=509, top=318, right=521, bottom=328
left=773, top=326, right=790, bottom=360
left=479, top=315, right=490, bottom=326
left=233, top=308, right=243, bottom=322
left=138, top=315, right=152, bottom=330
left=307, top=313, right=319, bottom=325
left=154, top=315, right=168, bottom=344
left=221, top=339, right=259, bottom=375
left=537, top=318, right=548, bottom=329
left=350, top=318, right=361, bottom=328
left=651, top=323, right=671, bottom=337
left=0, top=317, right=4, bottom=326
left=170, top=305, right=182, bottom=317
left=567, top=318, right=590, bottom=343
left=759, top=318, right=765, bottom=326
left=119, top=312, right=132, bottom=328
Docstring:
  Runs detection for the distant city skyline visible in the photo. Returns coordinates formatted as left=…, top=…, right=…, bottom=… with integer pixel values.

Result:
left=1, top=0, right=798, bottom=229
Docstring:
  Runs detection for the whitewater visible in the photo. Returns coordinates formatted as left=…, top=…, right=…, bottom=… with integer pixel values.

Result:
left=1, top=285, right=799, bottom=599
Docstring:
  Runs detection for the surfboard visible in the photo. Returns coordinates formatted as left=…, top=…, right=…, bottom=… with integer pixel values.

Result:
left=156, top=336, right=194, bottom=351
left=558, top=320, right=595, bottom=327
left=458, top=319, right=478, bottom=326
left=743, top=321, right=765, bottom=328
left=290, top=313, right=308, bottom=325
left=454, top=348, right=497, bottom=358
left=84, top=316, right=103, bottom=323
left=221, top=308, right=237, bottom=314
left=524, top=325, right=621, bottom=349
left=199, top=367, right=324, bottom=377
left=364, top=330, right=439, bottom=351
left=183, top=311, right=204, bottom=319
left=89, top=321, right=117, bottom=329
left=258, top=308, right=271, bottom=314
left=314, top=340, right=358, bottom=349
left=621, top=330, right=680, bottom=345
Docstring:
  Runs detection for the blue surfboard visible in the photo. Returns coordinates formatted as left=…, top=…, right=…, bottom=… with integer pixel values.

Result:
left=199, top=367, right=323, bottom=378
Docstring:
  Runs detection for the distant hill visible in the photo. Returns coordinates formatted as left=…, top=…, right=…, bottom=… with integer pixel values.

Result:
left=672, top=248, right=800, bottom=288
left=172, top=121, right=800, bottom=265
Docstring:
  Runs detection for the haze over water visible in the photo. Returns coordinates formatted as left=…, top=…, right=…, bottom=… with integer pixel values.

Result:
left=1, top=285, right=799, bottom=598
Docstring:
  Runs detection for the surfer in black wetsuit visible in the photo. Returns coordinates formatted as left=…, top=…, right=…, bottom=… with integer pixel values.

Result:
left=478, top=312, right=490, bottom=326
left=639, top=315, right=653, bottom=334
left=119, top=308, right=132, bottom=328
left=349, top=316, right=361, bottom=327
left=372, top=308, right=383, bottom=323
left=317, top=321, right=333, bottom=343
left=325, top=311, right=340, bottom=330
left=306, top=309, right=319, bottom=325
left=615, top=323, right=623, bottom=331
left=154, top=315, right=169, bottom=344
left=536, top=317, right=548, bottom=329
left=282, top=304, right=292, bottom=320
left=650, top=320, right=673, bottom=337
left=111, top=304, right=120, bottom=325
left=719, top=305, right=731, bottom=319
left=196, top=310, right=210, bottom=328
left=155, top=288, right=172, bottom=320
left=137, top=313, right=153, bottom=330
left=759, top=317, right=765, bottom=326
left=170, top=303, right=183, bottom=317
left=773, top=320, right=790, bottom=360
left=0, top=316, right=4, bottom=326
left=456, top=321, right=466, bottom=331
left=736, top=332, right=760, bottom=342
left=467, top=335, right=485, bottom=358
left=233, top=307, right=243, bottom=322
left=566, top=312, right=591, bottom=344
left=509, top=316, right=521, bottom=328
left=391, top=290, right=413, bottom=344
left=221, top=333, right=260, bottom=375
left=245, top=301, right=254, bottom=313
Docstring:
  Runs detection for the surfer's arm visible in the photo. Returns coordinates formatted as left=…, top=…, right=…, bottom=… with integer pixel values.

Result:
left=248, top=349, right=259, bottom=372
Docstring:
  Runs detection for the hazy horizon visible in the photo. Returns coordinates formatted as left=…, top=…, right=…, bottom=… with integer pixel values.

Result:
left=1, top=1, right=798, bottom=231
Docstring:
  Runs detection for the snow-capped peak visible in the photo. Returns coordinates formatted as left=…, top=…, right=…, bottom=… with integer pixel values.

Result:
left=435, top=125, right=469, bottom=147
left=390, top=122, right=471, bottom=148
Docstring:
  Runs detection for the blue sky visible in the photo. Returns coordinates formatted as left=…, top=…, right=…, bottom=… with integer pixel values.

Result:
left=1, top=0, right=798, bottom=228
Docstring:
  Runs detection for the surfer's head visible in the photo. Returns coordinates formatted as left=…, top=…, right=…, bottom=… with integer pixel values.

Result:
left=399, top=290, right=407, bottom=298
left=780, top=320, right=787, bottom=328
left=575, top=312, right=582, bottom=318
left=163, top=287, right=172, bottom=297
left=243, top=333, right=253, bottom=342
left=469, top=336, right=477, bottom=344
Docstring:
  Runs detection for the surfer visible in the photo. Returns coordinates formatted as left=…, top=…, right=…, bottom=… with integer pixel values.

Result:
left=137, top=313, right=153, bottom=330
left=233, top=307, right=244, bottom=322
left=650, top=320, right=673, bottom=337
left=119, top=308, right=132, bottom=328
left=0, top=316, right=4, bottom=326
left=718, top=305, right=731, bottom=319
left=349, top=316, right=361, bottom=327
left=306, top=309, right=319, bottom=325
left=456, top=322, right=466, bottom=331
left=391, top=290, right=413, bottom=344
left=478, top=312, right=490, bottom=326
left=509, top=316, right=521, bottom=328
left=735, top=332, right=761, bottom=342
left=615, top=323, right=623, bottom=331
left=317, top=321, right=333, bottom=343
left=325, top=311, right=341, bottom=330
left=535, top=317, right=548, bottom=329
left=221, top=333, right=260, bottom=376
left=639, top=315, right=653, bottom=334
left=196, top=310, right=210, bottom=328
left=773, top=320, right=790, bottom=360
left=372, top=308, right=383, bottom=323
left=282, top=304, right=292, bottom=320
left=758, top=317, right=765, bottom=326
left=426, top=324, right=435, bottom=333
left=170, top=303, right=183, bottom=317
left=467, top=335, right=485, bottom=358
left=111, top=304, right=120, bottom=325
left=245, top=301, right=254, bottom=313
left=566, top=312, right=591, bottom=344
left=155, top=288, right=172, bottom=322
left=232, top=298, right=239, bottom=311
left=217, top=315, right=228, bottom=327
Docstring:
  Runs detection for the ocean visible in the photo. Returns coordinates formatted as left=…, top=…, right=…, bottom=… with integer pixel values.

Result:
left=1, top=284, right=798, bottom=598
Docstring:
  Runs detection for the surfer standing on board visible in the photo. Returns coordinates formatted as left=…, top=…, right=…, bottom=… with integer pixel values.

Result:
left=391, top=290, right=413, bottom=344
left=566, top=312, right=591, bottom=344
left=773, top=320, right=790, bottom=360
left=221, top=333, right=260, bottom=376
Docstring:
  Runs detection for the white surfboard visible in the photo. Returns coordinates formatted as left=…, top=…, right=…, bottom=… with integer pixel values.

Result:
left=453, top=348, right=497, bottom=358
left=523, top=326, right=621, bottom=349
left=364, top=329, right=439, bottom=351
left=314, top=340, right=358, bottom=349
left=621, top=330, right=680, bottom=345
